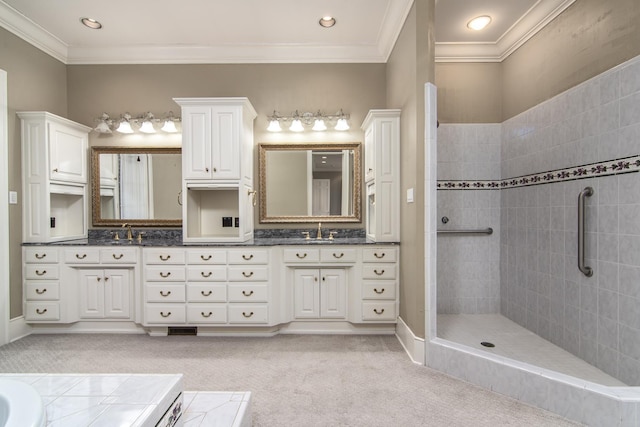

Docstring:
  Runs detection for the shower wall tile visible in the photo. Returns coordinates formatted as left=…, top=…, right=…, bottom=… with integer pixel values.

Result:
left=500, top=54, right=640, bottom=386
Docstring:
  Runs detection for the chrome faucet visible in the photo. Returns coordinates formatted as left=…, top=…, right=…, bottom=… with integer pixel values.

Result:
left=316, top=222, right=323, bottom=240
left=122, top=223, right=133, bottom=241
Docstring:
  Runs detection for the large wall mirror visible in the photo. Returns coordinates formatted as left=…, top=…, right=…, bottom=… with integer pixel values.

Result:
left=91, top=147, right=182, bottom=227
left=259, top=143, right=361, bottom=223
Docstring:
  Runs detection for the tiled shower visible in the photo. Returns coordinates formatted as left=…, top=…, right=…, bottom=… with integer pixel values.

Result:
left=437, top=54, right=640, bottom=387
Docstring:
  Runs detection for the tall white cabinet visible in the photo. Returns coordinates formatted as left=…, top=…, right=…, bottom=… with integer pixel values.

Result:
left=18, top=112, right=91, bottom=243
left=361, top=110, right=400, bottom=242
left=174, top=98, right=257, bottom=243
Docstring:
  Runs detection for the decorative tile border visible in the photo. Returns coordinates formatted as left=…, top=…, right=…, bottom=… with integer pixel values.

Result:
left=437, top=155, right=640, bottom=190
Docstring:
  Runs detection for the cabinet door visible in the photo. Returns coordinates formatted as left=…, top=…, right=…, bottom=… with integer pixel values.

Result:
left=320, top=269, right=346, bottom=318
left=211, top=106, right=240, bottom=180
left=104, top=269, right=131, bottom=319
left=293, top=270, right=319, bottom=318
left=79, top=270, right=105, bottom=318
left=364, top=125, right=375, bottom=182
left=182, top=106, right=212, bottom=179
left=49, top=121, right=87, bottom=183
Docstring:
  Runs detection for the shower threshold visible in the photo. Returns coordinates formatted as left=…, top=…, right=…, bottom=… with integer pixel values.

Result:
left=437, top=313, right=626, bottom=387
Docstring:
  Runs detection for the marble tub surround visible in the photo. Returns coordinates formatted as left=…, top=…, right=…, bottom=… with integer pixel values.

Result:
left=0, top=373, right=183, bottom=427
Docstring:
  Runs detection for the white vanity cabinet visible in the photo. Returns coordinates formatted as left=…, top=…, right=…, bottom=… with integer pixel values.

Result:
left=78, top=269, right=130, bottom=319
left=360, top=247, right=398, bottom=321
left=227, top=248, right=270, bottom=324
left=175, top=98, right=257, bottom=243
left=23, top=246, right=139, bottom=326
left=18, top=112, right=91, bottom=243
left=143, top=248, right=187, bottom=324
left=362, top=110, right=400, bottom=242
left=23, top=247, right=62, bottom=322
left=293, top=269, right=346, bottom=319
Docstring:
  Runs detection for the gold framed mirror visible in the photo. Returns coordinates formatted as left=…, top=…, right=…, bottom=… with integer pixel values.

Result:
left=91, top=146, right=182, bottom=227
left=259, top=143, right=361, bottom=223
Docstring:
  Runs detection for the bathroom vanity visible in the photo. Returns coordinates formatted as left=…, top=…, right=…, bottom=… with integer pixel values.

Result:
left=22, top=239, right=399, bottom=336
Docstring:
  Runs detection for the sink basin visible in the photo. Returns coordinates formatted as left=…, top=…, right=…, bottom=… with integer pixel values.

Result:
left=0, top=379, right=46, bottom=427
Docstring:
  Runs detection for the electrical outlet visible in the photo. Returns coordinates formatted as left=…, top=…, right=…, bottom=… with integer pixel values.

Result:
left=50, top=217, right=56, bottom=228
left=222, top=217, right=232, bottom=227
left=235, top=217, right=239, bottom=227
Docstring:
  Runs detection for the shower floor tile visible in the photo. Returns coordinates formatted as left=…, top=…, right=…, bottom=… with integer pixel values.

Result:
left=437, top=314, right=627, bottom=387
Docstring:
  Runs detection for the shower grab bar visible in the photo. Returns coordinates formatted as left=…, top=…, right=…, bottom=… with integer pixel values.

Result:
left=437, top=228, right=493, bottom=235
left=578, top=186, right=594, bottom=277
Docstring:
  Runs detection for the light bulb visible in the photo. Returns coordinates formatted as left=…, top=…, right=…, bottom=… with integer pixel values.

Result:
left=312, top=119, right=327, bottom=131
left=335, top=118, right=349, bottom=131
left=94, top=121, right=111, bottom=134
left=467, top=16, right=491, bottom=31
left=161, top=120, right=178, bottom=133
left=267, top=119, right=282, bottom=132
left=289, top=119, right=304, bottom=132
left=139, top=120, right=156, bottom=133
left=116, top=121, right=134, bottom=134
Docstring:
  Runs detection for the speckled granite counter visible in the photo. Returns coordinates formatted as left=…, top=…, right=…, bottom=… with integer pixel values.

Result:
left=24, top=229, right=399, bottom=247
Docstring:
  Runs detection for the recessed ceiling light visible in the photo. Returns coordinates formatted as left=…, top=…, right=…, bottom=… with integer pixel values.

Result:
left=319, top=16, right=336, bottom=28
left=81, top=17, right=102, bottom=29
left=467, top=15, right=491, bottom=31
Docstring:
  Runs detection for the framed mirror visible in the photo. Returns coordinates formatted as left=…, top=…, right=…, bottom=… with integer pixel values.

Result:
left=91, top=147, right=182, bottom=227
left=259, top=143, right=361, bottom=223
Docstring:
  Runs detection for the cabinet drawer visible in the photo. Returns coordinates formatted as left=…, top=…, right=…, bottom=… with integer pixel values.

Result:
left=186, top=305, right=227, bottom=324
left=145, top=305, right=186, bottom=324
left=187, top=284, right=227, bottom=302
left=145, top=266, right=186, bottom=282
left=144, top=249, right=186, bottom=265
left=25, top=302, right=60, bottom=321
left=228, top=284, right=268, bottom=302
left=362, top=302, right=397, bottom=321
left=25, top=265, right=59, bottom=280
left=283, top=248, right=320, bottom=263
left=228, top=305, right=268, bottom=324
left=362, top=281, right=397, bottom=300
left=320, top=248, right=357, bottom=263
left=186, top=250, right=226, bottom=264
left=25, top=281, right=60, bottom=300
left=64, top=248, right=100, bottom=264
left=362, top=247, right=397, bottom=263
left=228, top=266, right=269, bottom=282
left=100, top=248, right=138, bottom=264
left=187, top=266, right=227, bottom=282
left=24, top=248, right=59, bottom=264
left=227, top=249, right=269, bottom=264
left=145, top=284, right=186, bottom=303
left=362, top=264, right=396, bottom=280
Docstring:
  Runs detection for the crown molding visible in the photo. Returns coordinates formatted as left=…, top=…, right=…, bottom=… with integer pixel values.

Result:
left=435, top=0, right=576, bottom=63
left=0, top=1, right=68, bottom=63
left=378, top=0, right=414, bottom=62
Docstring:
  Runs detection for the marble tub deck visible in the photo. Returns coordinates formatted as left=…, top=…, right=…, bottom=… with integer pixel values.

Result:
left=0, top=374, right=251, bottom=427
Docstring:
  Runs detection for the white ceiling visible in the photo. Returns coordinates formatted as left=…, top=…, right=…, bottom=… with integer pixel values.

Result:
left=0, top=0, right=575, bottom=64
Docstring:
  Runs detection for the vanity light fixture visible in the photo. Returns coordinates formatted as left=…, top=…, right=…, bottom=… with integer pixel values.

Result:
left=467, top=15, right=492, bottom=31
left=267, top=109, right=350, bottom=132
left=94, top=111, right=181, bottom=134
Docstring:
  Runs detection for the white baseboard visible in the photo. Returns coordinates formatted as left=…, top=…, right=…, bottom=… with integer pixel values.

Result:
left=9, top=316, right=32, bottom=342
left=395, top=316, right=425, bottom=365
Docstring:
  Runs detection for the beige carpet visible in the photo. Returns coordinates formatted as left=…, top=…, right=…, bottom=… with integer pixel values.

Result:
left=0, top=333, right=581, bottom=426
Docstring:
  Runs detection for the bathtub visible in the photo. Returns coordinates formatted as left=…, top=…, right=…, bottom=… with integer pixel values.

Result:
left=0, top=379, right=46, bottom=427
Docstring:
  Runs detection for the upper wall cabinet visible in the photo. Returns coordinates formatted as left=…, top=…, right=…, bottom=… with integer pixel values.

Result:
left=175, top=98, right=256, bottom=182
left=174, top=98, right=257, bottom=243
left=18, top=112, right=91, bottom=243
left=361, top=110, right=400, bottom=242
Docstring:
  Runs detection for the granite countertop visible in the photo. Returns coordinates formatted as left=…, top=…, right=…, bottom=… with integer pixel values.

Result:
left=24, top=229, right=399, bottom=247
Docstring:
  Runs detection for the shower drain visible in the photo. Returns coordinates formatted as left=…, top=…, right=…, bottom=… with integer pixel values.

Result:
left=480, top=341, right=495, bottom=348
